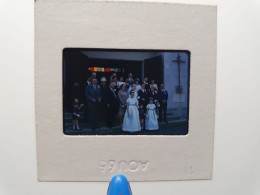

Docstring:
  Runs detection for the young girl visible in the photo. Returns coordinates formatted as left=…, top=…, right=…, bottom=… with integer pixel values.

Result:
left=145, top=97, right=159, bottom=130
left=139, top=104, right=145, bottom=130
left=72, top=98, right=82, bottom=130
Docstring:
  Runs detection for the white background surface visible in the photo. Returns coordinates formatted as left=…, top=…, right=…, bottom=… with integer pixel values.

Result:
left=0, top=0, right=259, bottom=194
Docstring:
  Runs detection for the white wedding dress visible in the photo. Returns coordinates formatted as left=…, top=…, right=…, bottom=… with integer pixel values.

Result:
left=122, top=97, right=141, bottom=132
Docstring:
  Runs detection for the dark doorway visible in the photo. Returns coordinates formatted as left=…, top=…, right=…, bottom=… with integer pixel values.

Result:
left=144, top=55, right=163, bottom=85
left=63, top=49, right=143, bottom=112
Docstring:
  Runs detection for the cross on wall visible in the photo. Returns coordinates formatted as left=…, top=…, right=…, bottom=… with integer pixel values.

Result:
left=172, top=54, right=185, bottom=93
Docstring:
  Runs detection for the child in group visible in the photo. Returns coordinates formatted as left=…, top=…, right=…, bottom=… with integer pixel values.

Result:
left=145, top=97, right=159, bottom=130
left=139, top=104, right=145, bottom=130
left=72, top=98, right=83, bottom=130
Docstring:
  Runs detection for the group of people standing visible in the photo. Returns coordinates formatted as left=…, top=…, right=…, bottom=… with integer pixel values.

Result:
left=71, top=72, right=168, bottom=133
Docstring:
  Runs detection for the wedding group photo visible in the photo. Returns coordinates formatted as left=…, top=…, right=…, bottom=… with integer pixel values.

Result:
left=63, top=49, right=190, bottom=135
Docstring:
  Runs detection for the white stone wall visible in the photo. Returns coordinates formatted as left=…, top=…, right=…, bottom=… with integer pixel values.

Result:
left=163, top=52, right=190, bottom=118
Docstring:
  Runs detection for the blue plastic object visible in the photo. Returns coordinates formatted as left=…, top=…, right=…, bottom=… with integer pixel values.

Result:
left=107, top=174, right=132, bottom=195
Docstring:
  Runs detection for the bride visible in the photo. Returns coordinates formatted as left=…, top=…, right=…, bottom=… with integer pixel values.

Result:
left=122, top=91, right=141, bottom=133
left=128, top=84, right=138, bottom=100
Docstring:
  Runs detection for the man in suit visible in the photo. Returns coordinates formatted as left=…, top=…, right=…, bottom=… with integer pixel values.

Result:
left=143, top=77, right=150, bottom=91
left=148, top=86, right=159, bottom=111
left=105, top=82, right=119, bottom=128
left=158, top=84, right=168, bottom=123
left=86, top=76, right=93, bottom=86
left=111, top=76, right=119, bottom=93
left=148, top=86, right=158, bottom=101
left=138, top=82, right=148, bottom=107
left=84, top=77, right=92, bottom=122
left=85, top=78, right=102, bottom=130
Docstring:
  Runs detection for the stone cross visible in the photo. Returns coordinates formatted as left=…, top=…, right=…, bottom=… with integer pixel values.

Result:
left=172, top=54, right=185, bottom=88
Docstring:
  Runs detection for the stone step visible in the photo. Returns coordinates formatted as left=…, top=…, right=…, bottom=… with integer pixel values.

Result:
left=64, top=115, right=183, bottom=126
left=64, top=116, right=181, bottom=123
left=64, top=118, right=187, bottom=128
left=64, top=119, right=188, bottom=135
left=64, top=111, right=176, bottom=116
left=64, top=112, right=179, bottom=121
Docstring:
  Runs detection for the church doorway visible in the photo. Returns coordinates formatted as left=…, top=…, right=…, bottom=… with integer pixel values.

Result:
left=144, top=55, right=163, bottom=85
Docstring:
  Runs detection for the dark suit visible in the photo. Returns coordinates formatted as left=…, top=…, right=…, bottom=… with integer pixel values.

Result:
left=105, top=88, right=119, bottom=128
left=85, top=84, right=102, bottom=129
left=100, top=85, right=108, bottom=121
left=114, top=82, right=120, bottom=93
left=158, top=89, right=168, bottom=122
left=84, top=81, right=90, bottom=122
left=148, top=91, right=158, bottom=102
left=138, top=89, right=148, bottom=107
left=143, top=82, right=150, bottom=91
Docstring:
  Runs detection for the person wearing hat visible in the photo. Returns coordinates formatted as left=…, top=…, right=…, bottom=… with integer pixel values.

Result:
left=100, top=76, right=106, bottom=82
left=145, top=97, right=159, bottom=131
left=100, top=77, right=107, bottom=89
left=122, top=90, right=141, bottom=133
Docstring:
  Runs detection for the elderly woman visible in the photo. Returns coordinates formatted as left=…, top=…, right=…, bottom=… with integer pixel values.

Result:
left=118, top=84, right=128, bottom=126
left=150, top=79, right=158, bottom=91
